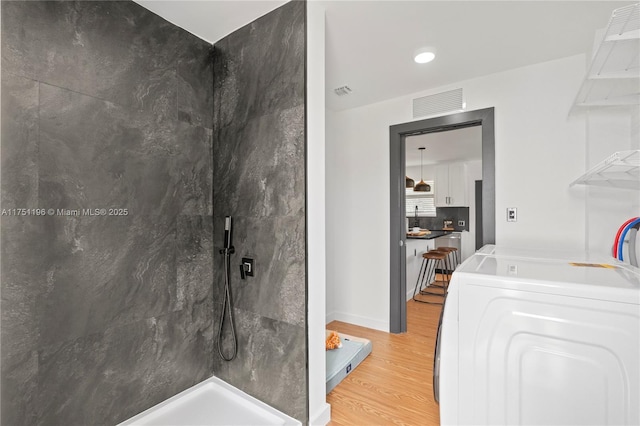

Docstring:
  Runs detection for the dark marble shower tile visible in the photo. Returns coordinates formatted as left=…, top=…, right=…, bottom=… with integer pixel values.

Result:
left=213, top=0, right=304, bottom=126
left=1, top=216, right=48, bottom=360
left=211, top=218, right=227, bottom=306
left=38, top=83, right=182, bottom=217
left=34, top=214, right=177, bottom=348
left=213, top=104, right=305, bottom=218
left=212, top=308, right=307, bottom=423
left=0, top=350, right=39, bottom=426
left=1, top=73, right=38, bottom=209
left=1, top=0, right=180, bottom=119
left=177, top=215, right=214, bottom=311
left=34, top=307, right=213, bottom=426
left=174, top=123, right=213, bottom=216
left=212, top=216, right=305, bottom=327
left=208, top=132, right=214, bottom=217
left=177, top=33, right=214, bottom=129
left=211, top=2, right=307, bottom=422
left=2, top=1, right=217, bottom=425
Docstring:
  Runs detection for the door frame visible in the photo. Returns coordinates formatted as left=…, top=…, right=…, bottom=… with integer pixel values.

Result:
left=389, top=107, right=495, bottom=333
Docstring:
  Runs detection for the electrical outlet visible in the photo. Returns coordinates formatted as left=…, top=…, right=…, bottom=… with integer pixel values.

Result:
left=458, top=220, right=465, bottom=227
left=507, top=207, right=517, bottom=222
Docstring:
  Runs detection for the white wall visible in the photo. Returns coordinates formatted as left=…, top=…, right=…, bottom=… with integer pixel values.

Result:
left=306, top=2, right=330, bottom=425
left=325, top=107, right=338, bottom=324
left=326, top=54, right=588, bottom=331
left=584, top=105, right=640, bottom=258
left=325, top=100, right=393, bottom=330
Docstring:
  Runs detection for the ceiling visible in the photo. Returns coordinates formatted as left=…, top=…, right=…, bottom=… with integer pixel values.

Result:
left=134, top=1, right=289, bottom=44
left=135, top=0, right=631, bottom=111
left=406, top=126, right=482, bottom=167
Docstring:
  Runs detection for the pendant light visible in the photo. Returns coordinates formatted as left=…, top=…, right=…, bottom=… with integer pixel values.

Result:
left=406, top=176, right=415, bottom=188
left=414, top=147, right=431, bottom=192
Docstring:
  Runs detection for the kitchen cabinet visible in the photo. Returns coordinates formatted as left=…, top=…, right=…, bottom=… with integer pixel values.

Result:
left=435, top=162, right=468, bottom=207
left=406, top=238, right=435, bottom=301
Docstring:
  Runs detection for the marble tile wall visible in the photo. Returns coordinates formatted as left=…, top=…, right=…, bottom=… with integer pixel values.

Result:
left=212, top=0, right=307, bottom=422
left=1, top=1, right=214, bottom=425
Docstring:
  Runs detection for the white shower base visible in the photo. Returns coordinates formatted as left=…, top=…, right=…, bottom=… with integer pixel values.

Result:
left=118, top=376, right=301, bottom=426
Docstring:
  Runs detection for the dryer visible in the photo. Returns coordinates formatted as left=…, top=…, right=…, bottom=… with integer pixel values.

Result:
left=435, top=246, right=640, bottom=425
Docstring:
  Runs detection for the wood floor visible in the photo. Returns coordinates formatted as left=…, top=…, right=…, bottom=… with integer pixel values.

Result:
left=326, top=300, right=442, bottom=426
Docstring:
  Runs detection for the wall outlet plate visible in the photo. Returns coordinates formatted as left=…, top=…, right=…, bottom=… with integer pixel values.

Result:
left=458, top=220, right=465, bottom=227
left=507, top=207, right=517, bottom=222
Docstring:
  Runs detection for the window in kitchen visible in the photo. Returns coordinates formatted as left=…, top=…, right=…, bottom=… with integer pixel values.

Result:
left=406, top=181, right=436, bottom=217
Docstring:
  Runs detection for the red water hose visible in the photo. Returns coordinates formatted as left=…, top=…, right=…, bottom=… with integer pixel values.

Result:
left=613, top=217, right=640, bottom=258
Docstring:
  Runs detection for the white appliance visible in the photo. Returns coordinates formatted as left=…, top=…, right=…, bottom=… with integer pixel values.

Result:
left=435, top=245, right=640, bottom=425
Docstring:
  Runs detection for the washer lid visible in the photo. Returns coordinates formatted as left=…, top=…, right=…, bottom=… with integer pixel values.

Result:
left=456, top=252, right=640, bottom=305
left=475, top=244, right=618, bottom=263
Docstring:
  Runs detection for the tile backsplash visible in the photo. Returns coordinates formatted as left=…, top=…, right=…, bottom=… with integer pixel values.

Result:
left=407, top=207, right=469, bottom=231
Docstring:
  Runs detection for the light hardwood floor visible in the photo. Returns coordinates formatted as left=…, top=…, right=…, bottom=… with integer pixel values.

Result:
left=327, top=300, right=442, bottom=426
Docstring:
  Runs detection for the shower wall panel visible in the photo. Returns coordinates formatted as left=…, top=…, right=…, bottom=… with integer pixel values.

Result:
left=1, top=1, right=214, bottom=425
left=212, top=0, right=307, bottom=422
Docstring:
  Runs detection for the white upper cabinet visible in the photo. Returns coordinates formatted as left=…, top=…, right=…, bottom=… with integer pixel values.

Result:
left=435, top=162, right=468, bottom=207
left=434, top=165, right=450, bottom=207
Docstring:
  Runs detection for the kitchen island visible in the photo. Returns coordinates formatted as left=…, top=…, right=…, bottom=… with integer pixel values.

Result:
left=406, top=230, right=462, bottom=301
left=405, top=234, right=439, bottom=301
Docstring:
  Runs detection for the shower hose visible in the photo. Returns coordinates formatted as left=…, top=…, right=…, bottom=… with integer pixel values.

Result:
left=217, top=246, right=238, bottom=361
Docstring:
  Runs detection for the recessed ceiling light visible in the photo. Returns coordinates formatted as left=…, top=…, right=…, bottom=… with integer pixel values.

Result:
left=414, top=48, right=436, bottom=64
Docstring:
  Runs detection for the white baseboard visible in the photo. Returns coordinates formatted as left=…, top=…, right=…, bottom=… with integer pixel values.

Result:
left=309, top=402, right=331, bottom=426
left=406, top=284, right=418, bottom=301
left=325, top=311, right=337, bottom=325
left=327, top=311, right=388, bottom=332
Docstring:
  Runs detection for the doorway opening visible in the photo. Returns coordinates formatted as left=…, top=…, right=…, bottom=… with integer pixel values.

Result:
left=389, top=108, right=495, bottom=333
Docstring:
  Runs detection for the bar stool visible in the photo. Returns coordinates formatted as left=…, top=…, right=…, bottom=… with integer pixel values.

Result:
left=413, top=250, right=447, bottom=304
left=436, top=247, right=459, bottom=283
left=420, top=248, right=449, bottom=290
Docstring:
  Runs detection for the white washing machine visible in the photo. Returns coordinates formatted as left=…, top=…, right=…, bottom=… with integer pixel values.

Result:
left=435, top=245, right=640, bottom=425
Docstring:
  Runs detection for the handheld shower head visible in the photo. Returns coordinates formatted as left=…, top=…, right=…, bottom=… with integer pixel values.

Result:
left=224, top=216, right=233, bottom=250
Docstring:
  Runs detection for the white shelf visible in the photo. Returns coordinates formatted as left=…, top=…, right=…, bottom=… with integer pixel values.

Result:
left=573, top=3, right=640, bottom=109
left=570, top=150, right=640, bottom=190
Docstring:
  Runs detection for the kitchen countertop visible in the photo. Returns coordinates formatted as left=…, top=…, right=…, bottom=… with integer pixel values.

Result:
left=406, top=230, right=454, bottom=240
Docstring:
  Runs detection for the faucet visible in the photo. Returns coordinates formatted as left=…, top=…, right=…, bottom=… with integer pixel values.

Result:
left=413, top=206, right=419, bottom=228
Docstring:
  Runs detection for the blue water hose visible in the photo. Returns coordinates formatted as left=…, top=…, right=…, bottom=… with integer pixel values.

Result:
left=630, top=228, right=638, bottom=267
left=617, top=218, right=640, bottom=262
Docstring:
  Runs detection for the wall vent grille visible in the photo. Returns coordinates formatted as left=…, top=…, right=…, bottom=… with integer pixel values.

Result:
left=334, top=85, right=352, bottom=96
left=412, top=88, right=463, bottom=118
